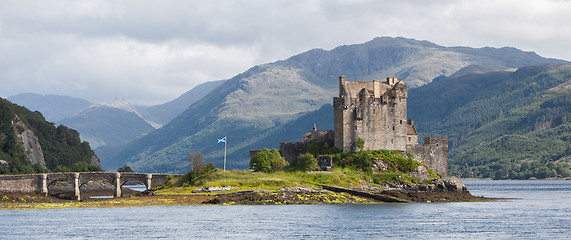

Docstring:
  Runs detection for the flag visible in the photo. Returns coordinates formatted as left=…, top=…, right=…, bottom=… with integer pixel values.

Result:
left=217, top=137, right=226, bottom=143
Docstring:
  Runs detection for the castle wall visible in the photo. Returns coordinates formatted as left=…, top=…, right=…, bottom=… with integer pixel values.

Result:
left=302, top=130, right=334, bottom=145
left=409, top=137, right=448, bottom=176
left=334, top=76, right=408, bottom=152
left=279, top=142, right=307, bottom=163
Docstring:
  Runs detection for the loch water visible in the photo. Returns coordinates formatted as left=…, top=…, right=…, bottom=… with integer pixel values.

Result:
left=0, top=180, right=570, bottom=239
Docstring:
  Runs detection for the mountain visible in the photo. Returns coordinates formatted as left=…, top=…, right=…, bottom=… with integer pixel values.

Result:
left=136, top=80, right=226, bottom=126
left=408, top=64, right=571, bottom=179
left=0, top=98, right=100, bottom=174
left=59, top=98, right=156, bottom=149
left=7, top=93, right=94, bottom=122
left=100, top=37, right=569, bottom=173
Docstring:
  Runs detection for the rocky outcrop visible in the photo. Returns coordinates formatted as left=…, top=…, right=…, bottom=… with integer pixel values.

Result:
left=13, top=115, right=46, bottom=167
left=90, top=155, right=101, bottom=167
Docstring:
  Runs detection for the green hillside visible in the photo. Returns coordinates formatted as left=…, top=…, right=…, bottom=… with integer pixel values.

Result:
left=0, top=98, right=100, bottom=174
left=100, top=37, right=569, bottom=174
left=408, top=64, right=571, bottom=179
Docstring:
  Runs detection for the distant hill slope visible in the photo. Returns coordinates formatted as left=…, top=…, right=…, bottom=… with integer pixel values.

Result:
left=99, top=37, right=569, bottom=173
left=136, top=80, right=226, bottom=126
left=8, top=93, right=94, bottom=122
left=408, top=64, right=571, bottom=179
left=0, top=98, right=100, bottom=174
left=9, top=80, right=225, bottom=151
left=59, top=98, right=156, bottom=149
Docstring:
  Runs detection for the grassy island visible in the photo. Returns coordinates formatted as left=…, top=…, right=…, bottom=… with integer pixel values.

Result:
left=0, top=150, right=488, bottom=210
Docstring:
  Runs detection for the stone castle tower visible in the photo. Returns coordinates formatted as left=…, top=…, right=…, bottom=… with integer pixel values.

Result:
left=255, top=75, right=449, bottom=176
left=333, top=75, right=448, bottom=176
left=333, top=76, right=409, bottom=152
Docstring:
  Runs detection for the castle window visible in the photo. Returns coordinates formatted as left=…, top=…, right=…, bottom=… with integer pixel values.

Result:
left=408, top=137, right=411, bottom=141
left=400, top=120, right=402, bottom=124
left=393, top=126, right=395, bottom=131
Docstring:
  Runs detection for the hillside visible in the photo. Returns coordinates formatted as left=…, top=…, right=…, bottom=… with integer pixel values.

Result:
left=8, top=93, right=94, bottom=122
left=100, top=37, right=569, bottom=173
left=136, top=79, right=227, bottom=126
left=408, top=64, right=571, bottom=179
left=0, top=98, right=100, bottom=174
left=59, top=101, right=157, bottom=149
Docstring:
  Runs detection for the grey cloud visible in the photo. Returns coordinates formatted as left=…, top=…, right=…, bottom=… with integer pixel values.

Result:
left=0, top=0, right=570, bottom=105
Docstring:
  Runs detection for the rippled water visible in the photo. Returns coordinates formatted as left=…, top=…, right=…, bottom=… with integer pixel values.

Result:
left=0, top=180, right=569, bottom=239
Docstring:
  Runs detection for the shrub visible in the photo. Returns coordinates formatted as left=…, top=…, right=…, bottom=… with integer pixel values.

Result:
left=117, top=165, right=134, bottom=172
left=186, top=163, right=216, bottom=185
left=250, top=148, right=289, bottom=173
left=295, top=153, right=319, bottom=172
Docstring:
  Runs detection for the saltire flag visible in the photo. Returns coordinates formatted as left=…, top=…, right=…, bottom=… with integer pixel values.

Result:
left=217, top=137, right=226, bottom=143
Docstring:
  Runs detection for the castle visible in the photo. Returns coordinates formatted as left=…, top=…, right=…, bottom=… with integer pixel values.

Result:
left=254, top=76, right=448, bottom=176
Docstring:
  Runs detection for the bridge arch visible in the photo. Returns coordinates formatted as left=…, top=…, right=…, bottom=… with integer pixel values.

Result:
left=0, top=172, right=176, bottom=200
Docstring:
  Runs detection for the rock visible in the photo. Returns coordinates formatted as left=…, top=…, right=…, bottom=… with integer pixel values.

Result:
left=443, top=176, right=467, bottom=193
left=372, top=159, right=389, bottom=173
left=410, top=165, right=430, bottom=180
left=192, top=186, right=238, bottom=193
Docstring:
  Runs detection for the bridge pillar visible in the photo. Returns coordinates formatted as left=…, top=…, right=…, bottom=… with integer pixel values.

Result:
left=74, top=173, right=80, bottom=201
left=146, top=174, right=152, bottom=191
left=115, top=172, right=122, bottom=198
left=40, top=174, right=48, bottom=196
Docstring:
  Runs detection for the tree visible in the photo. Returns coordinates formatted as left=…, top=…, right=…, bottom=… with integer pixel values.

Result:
left=189, top=151, right=205, bottom=173
left=117, top=165, right=134, bottom=172
left=250, top=148, right=289, bottom=173
left=295, top=153, right=319, bottom=172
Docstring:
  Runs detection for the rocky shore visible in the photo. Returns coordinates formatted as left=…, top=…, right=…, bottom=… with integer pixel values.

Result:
left=202, top=177, right=486, bottom=205
left=0, top=177, right=489, bottom=209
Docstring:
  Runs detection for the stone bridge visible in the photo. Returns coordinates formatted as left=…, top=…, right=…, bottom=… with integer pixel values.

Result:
left=0, top=172, right=177, bottom=200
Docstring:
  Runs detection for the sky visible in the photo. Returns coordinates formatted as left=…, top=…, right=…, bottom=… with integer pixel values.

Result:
left=1, top=0, right=570, bottom=106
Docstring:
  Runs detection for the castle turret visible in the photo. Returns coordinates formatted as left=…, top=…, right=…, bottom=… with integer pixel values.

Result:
left=334, top=76, right=408, bottom=152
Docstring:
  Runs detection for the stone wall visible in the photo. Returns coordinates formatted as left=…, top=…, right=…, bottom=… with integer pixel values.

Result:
left=409, top=137, right=448, bottom=176
left=0, top=174, right=42, bottom=193
left=279, top=142, right=307, bottom=163
left=334, top=76, right=408, bottom=152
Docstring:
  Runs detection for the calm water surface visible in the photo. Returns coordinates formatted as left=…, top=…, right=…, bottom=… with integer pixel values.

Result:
left=0, top=180, right=569, bottom=239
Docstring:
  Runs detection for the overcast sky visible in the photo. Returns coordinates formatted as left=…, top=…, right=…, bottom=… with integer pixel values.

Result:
left=1, top=0, right=570, bottom=106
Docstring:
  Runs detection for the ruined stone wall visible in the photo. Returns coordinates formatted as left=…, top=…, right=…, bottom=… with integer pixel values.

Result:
left=279, top=142, right=307, bottom=163
left=409, top=137, right=449, bottom=176
left=302, top=130, right=334, bottom=145
left=334, top=76, right=408, bottom=152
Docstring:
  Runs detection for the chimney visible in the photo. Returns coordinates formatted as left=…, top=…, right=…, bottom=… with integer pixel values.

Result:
left=408, top=119, right=414, bottom=126
left=339, top=75, right=346, bottom=97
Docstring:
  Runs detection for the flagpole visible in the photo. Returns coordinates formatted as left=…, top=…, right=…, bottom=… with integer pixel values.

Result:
left=223, top=137, right=227, bottom=171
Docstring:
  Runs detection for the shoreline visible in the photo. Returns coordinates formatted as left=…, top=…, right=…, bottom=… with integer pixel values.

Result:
left=461, top=178, right=571, bottom=181
left=0, top=186, right=491, bottom=210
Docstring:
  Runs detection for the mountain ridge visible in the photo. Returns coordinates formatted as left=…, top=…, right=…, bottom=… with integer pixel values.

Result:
left=99, top=37, right=569, bottom=173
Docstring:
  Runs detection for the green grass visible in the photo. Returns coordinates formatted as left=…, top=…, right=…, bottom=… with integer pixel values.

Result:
left=157, top=169, right=363, bottom=195
left=156, top=167, right=434, bottom=196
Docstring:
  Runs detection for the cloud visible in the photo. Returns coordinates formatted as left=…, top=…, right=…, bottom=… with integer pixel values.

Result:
left=0, top=0, right=570, bottom=105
